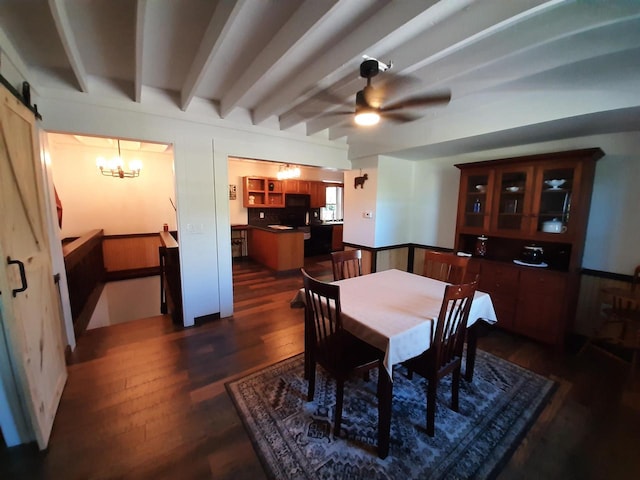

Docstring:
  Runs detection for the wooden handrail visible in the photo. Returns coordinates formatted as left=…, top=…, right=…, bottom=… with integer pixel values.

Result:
left=62, top=229, right=103, bottom=269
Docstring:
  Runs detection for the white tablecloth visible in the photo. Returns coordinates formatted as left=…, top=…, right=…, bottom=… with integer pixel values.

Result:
left=296, top=269, right=497, bottom=378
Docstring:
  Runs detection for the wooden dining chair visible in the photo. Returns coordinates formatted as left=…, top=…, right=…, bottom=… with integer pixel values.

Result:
left=581, top=278, right=640, bottom=381
left=404, top=280, right=478, bottom=436
left=331, top=249, right=362, bottom=281
left=423, top=250, right=470, bottom=284
left=301, top=269, right=383, bottom=436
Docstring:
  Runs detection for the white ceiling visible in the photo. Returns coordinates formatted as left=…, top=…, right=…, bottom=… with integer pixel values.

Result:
left=1, top=0, right=639, bottom=161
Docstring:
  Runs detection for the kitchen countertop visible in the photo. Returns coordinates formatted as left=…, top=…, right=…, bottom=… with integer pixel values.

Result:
left=249, top=225, right=306, bottom=234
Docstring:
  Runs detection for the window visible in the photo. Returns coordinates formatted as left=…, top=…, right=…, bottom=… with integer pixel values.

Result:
left=320, top=186, right=343, bottom=221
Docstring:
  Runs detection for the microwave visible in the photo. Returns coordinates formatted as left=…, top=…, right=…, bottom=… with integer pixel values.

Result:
left=285, top=194, right=310, bottom=208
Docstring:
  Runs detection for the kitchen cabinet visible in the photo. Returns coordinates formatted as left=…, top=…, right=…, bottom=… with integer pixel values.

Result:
left=248, top=227, right=304, bottom=271
left=331, top=224, right=343, bottom=251
left=476, top=261, right=519, bottom=332
left=455, top=148, right=603, bottom=347
left=243, top=176, right=284, bottom=208
left=515, top=269, right=567, bottom=344
left=284, top=179, right=310, bottom=194
left=310, top=181, right=327, bottom=208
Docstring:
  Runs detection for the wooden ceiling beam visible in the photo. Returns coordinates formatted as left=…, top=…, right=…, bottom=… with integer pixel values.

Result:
left=47, top=0, right=88, bottom=93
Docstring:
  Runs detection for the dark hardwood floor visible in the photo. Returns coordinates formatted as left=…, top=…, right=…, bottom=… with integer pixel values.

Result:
left=1, top=256, right=639, bottom=479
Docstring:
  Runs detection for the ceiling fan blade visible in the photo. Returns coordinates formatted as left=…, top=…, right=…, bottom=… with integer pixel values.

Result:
left=316, top=110, right=353, bottom=117
left=381, top=91, right=451, bottom=112
left=381, top=112, right=420, bottom=123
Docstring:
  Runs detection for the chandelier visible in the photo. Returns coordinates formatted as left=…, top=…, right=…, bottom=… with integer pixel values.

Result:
left=96, top=139, right=142, bottom=178
left=276, top=164, right=301, bottom=180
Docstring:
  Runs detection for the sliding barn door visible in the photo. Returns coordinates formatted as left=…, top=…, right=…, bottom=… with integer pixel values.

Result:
left=0, top=85, right=67, bottom=449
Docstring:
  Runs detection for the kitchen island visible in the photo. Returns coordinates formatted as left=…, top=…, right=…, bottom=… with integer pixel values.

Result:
left=248, top=226, right=304, bottom=272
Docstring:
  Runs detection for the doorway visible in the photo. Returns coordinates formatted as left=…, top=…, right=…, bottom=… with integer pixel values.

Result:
left=46, top=133, right=176, bottom=334
left=227, top=157, right=344, bottom=301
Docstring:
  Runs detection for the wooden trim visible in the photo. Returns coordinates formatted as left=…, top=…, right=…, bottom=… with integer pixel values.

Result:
left=105, top=267, right=160, bottom=282
left=455, top=148, right=604, bottom=170
left=580, top=268, right=634, bottom=283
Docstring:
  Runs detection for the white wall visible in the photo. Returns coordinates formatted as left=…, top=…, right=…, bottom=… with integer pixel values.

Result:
left=48, top=136, right=176, bottom=238
left=344, top=155, right=459, bottom=249
left=410, top=161, right=460, bottom=248
left=87, top=277, right=161, bottom=329
left=344, top=157, right=378, bottom=247
left=583, top=153, right=640, bottom=275
left=374, top=156, right=414, bottom=247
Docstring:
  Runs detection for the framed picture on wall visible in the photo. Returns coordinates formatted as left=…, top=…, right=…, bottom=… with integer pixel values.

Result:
left=229, top=184, right=237, bottom=200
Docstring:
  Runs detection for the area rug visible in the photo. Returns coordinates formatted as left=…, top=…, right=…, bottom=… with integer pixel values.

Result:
left=226, top=351, right=556, bottom=480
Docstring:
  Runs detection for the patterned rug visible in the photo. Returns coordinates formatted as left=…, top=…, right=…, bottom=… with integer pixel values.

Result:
left=226, top=351, right=556, bottom=480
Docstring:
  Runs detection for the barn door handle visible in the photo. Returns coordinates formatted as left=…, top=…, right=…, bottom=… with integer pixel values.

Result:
left=7, top=256, right=28, bottom=297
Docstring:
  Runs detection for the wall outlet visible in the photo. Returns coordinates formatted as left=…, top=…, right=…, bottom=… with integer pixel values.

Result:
left=259, top=211, right=265, bottom=219
left=363, top=211, right=373, bottom=219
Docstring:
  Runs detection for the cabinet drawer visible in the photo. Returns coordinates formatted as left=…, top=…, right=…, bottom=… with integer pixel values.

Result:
left=479, top=263, right=519, bottom=295
left=519, top=270, right=566, bottom=294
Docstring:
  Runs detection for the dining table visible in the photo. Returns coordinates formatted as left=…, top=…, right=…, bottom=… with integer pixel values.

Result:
left=293, top=268, right=497, bottom=459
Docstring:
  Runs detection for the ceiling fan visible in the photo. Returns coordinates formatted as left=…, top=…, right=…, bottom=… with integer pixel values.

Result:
left=324, top=58, right=451, bottom=127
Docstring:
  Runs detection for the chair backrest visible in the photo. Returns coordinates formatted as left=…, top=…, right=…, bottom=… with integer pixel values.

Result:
left=432, top=280, right=478, bottom=370
left=331, top=249, right=362, bottom=281
left=423, top=250, right=469, bottom=284
left=633, top=265, right=640, bottom=291
left=611, top=291, right=640, bottom=313
left=301, top=269, right=345, bottom=369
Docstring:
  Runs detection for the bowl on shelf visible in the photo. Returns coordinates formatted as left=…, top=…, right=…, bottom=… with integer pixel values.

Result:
left=475, top=184, right=487, bottom=193
left=544, top=179, right=566, bottom=189
left=505, top=186, right=520, bottom=193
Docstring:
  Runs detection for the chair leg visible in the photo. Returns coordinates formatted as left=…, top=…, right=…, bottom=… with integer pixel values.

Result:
left=334, top=380, right=344, bottom=436
left=451, top=368, right=460, bottom=412
left=307, top=363, right=316, bottom=401
left=427, top=378, right=437, bottom=437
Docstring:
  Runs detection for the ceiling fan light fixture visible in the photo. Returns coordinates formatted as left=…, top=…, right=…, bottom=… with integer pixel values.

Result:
left=354, top=110, right=380, bottom=126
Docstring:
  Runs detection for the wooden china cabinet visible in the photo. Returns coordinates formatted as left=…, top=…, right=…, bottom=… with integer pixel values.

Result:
left=455, top=148, right=604, bottom=347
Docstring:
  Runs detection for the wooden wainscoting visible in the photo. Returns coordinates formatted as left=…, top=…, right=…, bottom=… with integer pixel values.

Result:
left=102, top=233, right=162, bottom=280
left=376, top=247, right=409, bottom=272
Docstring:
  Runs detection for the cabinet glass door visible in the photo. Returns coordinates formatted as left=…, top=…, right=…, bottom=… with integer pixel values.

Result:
left=461, top=172, right=492, bottom=230
left=494, top=167, right=532, bottom=231
left=535, top=165, right=576, bottom=235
